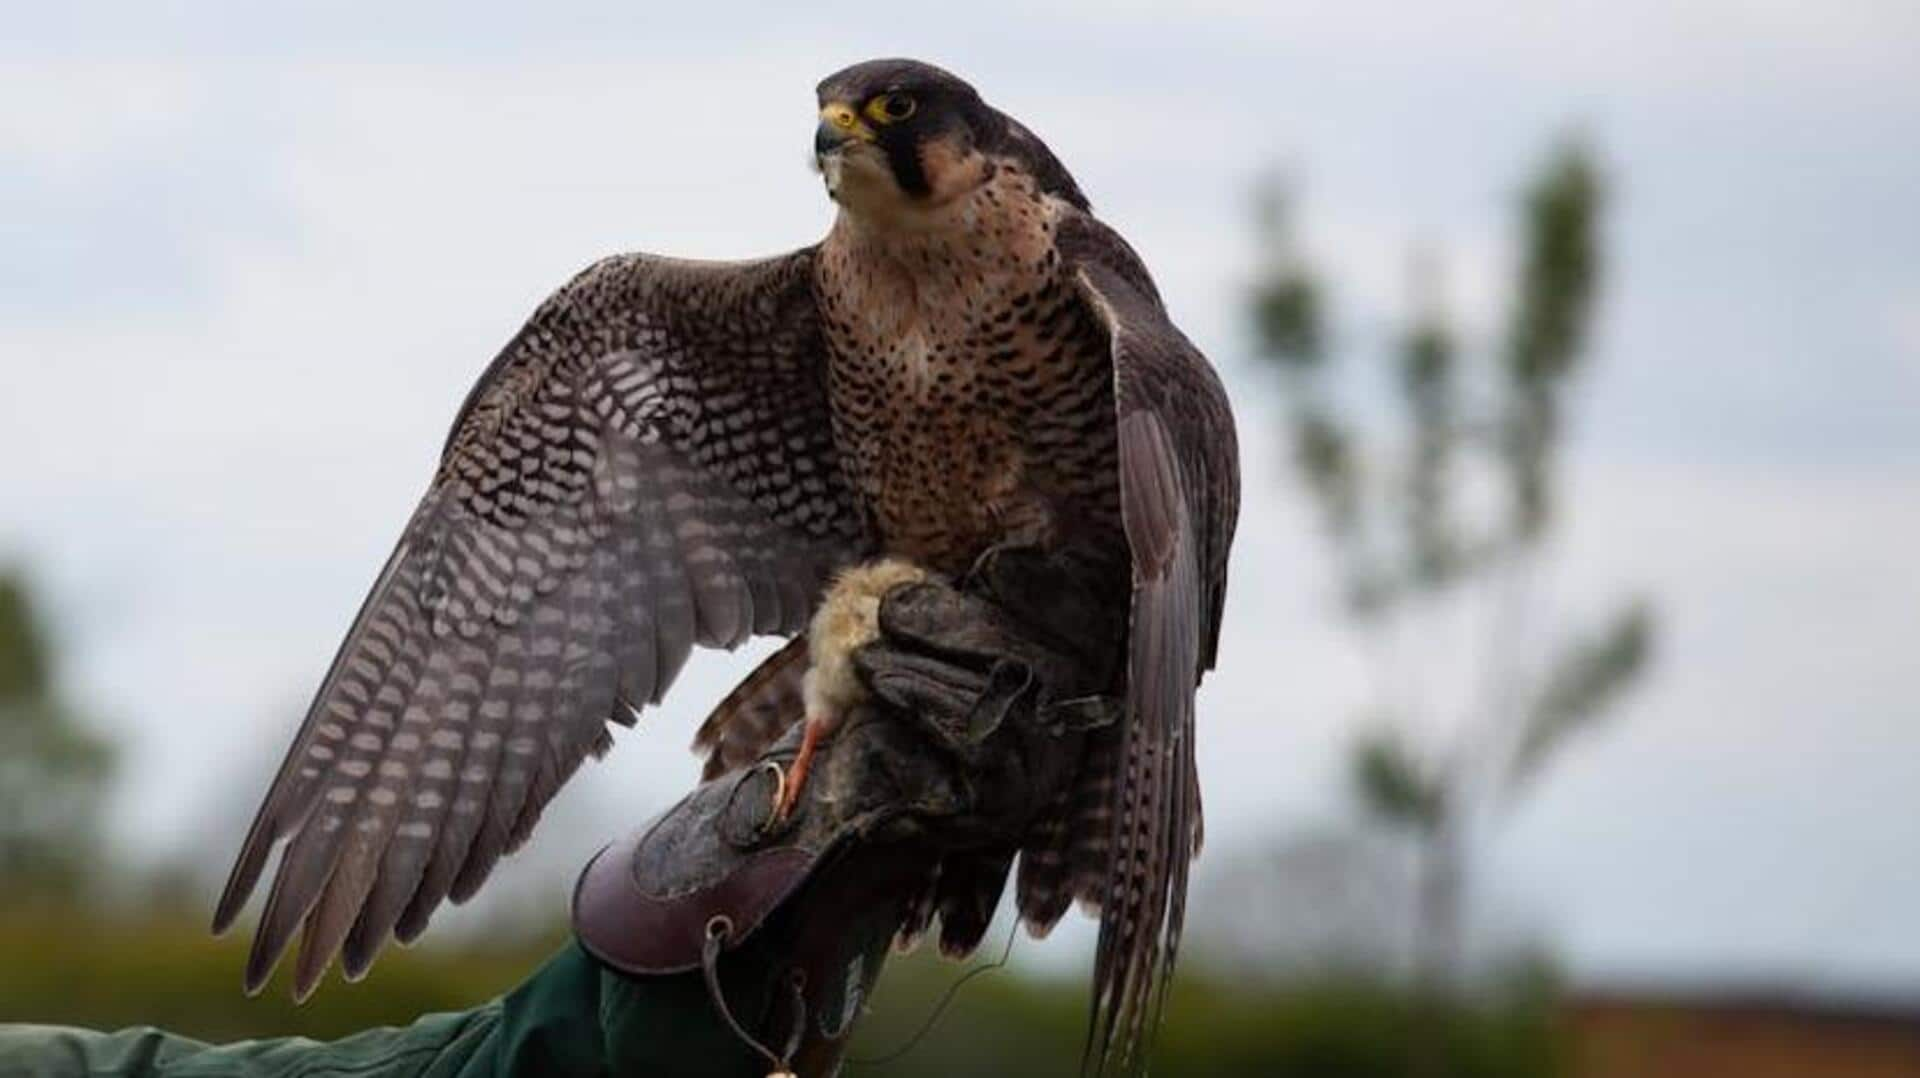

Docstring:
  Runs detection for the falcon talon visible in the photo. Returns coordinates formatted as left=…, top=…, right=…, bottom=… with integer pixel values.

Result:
left=961, top=541, right=1029, bottom=593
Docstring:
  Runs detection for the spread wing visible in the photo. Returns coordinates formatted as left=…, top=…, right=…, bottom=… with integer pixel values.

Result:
left=1062, top=213, right=1240, bottom=1074
left=212, top=249, right=871, bottom=998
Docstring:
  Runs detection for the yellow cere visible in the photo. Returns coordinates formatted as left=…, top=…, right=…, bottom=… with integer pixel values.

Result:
left=820, top=103, right=875, bottom=141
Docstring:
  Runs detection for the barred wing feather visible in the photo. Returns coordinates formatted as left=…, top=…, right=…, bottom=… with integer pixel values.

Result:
left=212, top=250, right=870, bottom=998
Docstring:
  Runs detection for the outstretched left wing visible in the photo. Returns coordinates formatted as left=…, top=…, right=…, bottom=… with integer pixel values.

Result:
left=1061, top=213, right=1240, bottom=1074
left=213, top=249, right=873, bottom=998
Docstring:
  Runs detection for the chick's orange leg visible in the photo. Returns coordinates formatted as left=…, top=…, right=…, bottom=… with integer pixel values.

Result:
left=774, top=718, right=827, bottom=822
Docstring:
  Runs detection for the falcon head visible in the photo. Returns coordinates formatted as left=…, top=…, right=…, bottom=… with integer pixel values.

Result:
left=814, top=58, right=1087, bottom=219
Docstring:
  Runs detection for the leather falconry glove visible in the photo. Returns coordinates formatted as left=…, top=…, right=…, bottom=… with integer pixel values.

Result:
left=573, top=547, right=1127, bottom=1077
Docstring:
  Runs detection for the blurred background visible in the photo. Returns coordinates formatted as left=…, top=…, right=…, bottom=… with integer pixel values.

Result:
left=3, top=2, right=1917, bottom=1074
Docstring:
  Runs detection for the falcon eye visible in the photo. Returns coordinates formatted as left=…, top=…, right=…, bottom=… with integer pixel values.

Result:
left=865, top=93, right=917, bottom=124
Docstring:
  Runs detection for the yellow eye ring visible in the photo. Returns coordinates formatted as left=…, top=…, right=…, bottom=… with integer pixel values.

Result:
left=865, top=93, right=917, bottom=125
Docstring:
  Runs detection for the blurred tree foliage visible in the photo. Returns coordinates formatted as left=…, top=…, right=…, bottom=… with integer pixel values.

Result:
left=1250, top=141, right=1656, bottom=999
left=0, top=569, right=116, bottom=900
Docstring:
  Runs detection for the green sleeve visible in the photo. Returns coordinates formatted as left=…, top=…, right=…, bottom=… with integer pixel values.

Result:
left=0, top=943, right=769, bottom=1078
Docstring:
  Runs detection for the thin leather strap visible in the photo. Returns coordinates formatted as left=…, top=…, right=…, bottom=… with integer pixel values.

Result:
left=701, top=914, right=805, bottom=1077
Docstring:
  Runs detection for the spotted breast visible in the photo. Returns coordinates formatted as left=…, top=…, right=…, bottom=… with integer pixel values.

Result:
left=814, top=161, right=1124, bottom=576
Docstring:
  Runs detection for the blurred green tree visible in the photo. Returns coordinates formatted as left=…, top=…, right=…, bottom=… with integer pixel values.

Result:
left=1249, top=141, right=1655, bottom=1000
left=0, top=568, right=117, bottom=899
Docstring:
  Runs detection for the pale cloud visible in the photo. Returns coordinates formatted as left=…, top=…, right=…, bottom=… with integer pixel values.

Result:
left=1890, top=289, right=1920, bottom=379
left=1052, top=0, right=1920, bottom=97
left=1498, top=457, right=1920, bottom=990
left=0, top=58, right=215, bottom=171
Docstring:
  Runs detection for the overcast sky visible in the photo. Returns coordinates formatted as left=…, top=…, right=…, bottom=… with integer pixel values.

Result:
left=3, top=1, right=1917, bottom=1000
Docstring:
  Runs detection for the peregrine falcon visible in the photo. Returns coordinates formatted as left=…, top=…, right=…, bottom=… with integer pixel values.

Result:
left=214, top=58, right=1239, bottom=1070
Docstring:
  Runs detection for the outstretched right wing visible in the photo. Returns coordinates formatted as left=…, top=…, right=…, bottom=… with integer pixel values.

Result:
left=1061, top=211, right=1240, bottom=1075
left=213, top=249, right=871, bottom=998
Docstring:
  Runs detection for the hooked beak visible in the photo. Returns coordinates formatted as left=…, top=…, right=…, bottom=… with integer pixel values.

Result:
left=814, top=102, right=873, bottom=159
left=814, top=120, right=846, bottom=158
